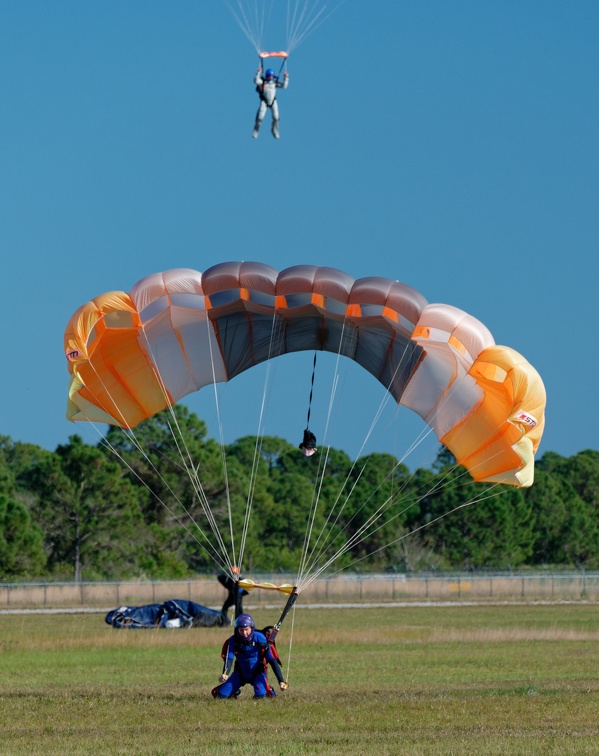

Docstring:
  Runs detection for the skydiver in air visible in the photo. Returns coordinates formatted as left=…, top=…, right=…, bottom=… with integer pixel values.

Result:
left=212, top=613, right=288, bottom=699
left=252, top=66, right=289, bottom=140
left=299, top=428, right=317, bottom=458
left=218, top=566, right=248, bottom=623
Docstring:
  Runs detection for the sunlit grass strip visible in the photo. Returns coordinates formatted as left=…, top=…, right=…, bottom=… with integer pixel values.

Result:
left=1, top=605, right=598, bottom=754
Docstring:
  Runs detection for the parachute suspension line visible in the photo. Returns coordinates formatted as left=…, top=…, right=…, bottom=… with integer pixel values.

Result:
left=87, top=420, right=231, bottom=574
left=204, top=315, right=237, bottom=568
left=236, top=367, right=270, bottom=569
left=134, top=326, right=236, bottom=572
left=225, top=0, right=345, bottom=57
left=298, top=334, right=421, bottom=584
left=304, top=485, right=507, bottom=589
left=299, top=452, right=477, bottom=591
left=300, top=469, right=502, bottom=592
left=105, top=327, right=237, bottom=572
left=238, top=312, right=285, bottom=569
left=296, top=319, right=354, bottom=585
left=301, top=328, right=527, bottom=587
left=284, top=601, right=297, bottom=684
left=160, top=411, right=235, bottom=569
left=305, top=406, right=519, bottom=589
left=224, top=0, right=267, bottom=54
left=305, top=351, right=317, bottom=430
left=285, top=0, right=345, bottom=55
left=297, top=443, right=332, bottom=583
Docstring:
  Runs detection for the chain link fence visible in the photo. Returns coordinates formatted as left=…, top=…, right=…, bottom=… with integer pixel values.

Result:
left=1, top=572, right=597, bottom=610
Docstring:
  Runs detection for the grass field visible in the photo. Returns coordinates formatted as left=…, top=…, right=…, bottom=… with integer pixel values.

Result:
left=1, top=603, right=598, bottom=754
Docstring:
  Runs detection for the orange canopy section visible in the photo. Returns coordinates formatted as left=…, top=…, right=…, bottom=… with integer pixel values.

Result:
left=259, top=51, right=288, bottom=58
left=65, top=262, right=546, bottom=487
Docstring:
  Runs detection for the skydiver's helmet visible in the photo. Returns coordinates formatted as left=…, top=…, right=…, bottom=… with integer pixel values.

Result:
left=265, top=68, right=276, bottom=81
left=234, top=614, right=255, bottom=636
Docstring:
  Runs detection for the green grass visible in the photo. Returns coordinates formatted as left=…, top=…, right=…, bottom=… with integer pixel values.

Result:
left=1, top=605, right=598, bottom=754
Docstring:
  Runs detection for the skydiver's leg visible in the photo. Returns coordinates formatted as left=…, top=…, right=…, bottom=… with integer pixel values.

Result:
left=212, top=671, right=243, bottom=699
left=271, top=101, right=280, bottom=139
left=252, top=672, right=275, bottom=699
left=253, top=101, right=267, bottom=138
left=221, top=593, right=235, bottom=622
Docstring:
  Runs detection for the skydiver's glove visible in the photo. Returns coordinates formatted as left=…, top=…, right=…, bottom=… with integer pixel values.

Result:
left=219, top=673, right=229, bottom=683
left=279, top=681, right=288, bottom=691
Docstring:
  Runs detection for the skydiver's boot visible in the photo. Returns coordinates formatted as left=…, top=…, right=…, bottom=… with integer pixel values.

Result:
left=271, top=119, right=280, bottom=139
left=252, top=119, right=262, bottom=139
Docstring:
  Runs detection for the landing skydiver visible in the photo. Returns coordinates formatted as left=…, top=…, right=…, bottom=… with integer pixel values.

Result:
left=211, top=613, right=288, bottom=699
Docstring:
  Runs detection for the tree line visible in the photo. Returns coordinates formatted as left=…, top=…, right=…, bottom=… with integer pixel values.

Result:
left=1, top=406, right=597, bottom=581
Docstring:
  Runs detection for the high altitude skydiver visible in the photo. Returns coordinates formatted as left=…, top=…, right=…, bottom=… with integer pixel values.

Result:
left=252, top=66, right=289, bottom=139
left=299, top=428, right=317, bottom=457
left=218, top=566, right=249, bottom=623
left=212, top=614, right=288, bottom=699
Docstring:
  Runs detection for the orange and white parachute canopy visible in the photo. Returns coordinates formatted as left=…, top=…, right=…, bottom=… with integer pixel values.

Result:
left=64, top=262, right=545, bottom=487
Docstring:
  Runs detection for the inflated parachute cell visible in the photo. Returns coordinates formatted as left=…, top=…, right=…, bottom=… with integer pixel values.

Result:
left=65, top=262, right=545, bottom=487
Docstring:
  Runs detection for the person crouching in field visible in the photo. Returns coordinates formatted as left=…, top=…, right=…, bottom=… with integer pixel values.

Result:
left=211, top=614, right=288, bottom=699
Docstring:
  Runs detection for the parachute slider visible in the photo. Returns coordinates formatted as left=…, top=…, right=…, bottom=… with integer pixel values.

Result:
left=238, top=578, right=296, bottom=595
left=259, top=51, right=288, bottom=58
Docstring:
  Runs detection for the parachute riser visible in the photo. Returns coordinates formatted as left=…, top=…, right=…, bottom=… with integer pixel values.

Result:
left=258, top=51, right=288, bottom=81
left=270, top=588, right=298, bottom=642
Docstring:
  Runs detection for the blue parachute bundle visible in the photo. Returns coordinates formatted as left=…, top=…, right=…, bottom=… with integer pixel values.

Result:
left=105, top=599, right=228, bottom=629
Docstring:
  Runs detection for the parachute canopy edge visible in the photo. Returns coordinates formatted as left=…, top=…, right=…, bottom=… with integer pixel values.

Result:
left=260, top=51, right=288, bottom=58
left=64, top=261, right=546, bottom=489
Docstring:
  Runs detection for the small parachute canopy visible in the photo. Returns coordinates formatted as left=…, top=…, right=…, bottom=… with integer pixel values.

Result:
left=65, top=262, right=546, bottom=487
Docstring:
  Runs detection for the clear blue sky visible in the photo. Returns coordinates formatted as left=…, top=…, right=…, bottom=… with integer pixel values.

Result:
left=0, top=1, right=597, bottom=468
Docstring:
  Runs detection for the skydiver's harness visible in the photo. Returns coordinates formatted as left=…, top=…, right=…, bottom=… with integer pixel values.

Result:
left=223, top=630, right=284, bottom=681
left=212, top=629, right=284, bottom=698
left=256, top=79, right=278, bottom=106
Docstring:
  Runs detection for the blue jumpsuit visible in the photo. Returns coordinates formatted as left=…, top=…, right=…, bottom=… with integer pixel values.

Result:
left=212, top=629, right=283, bottom=699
